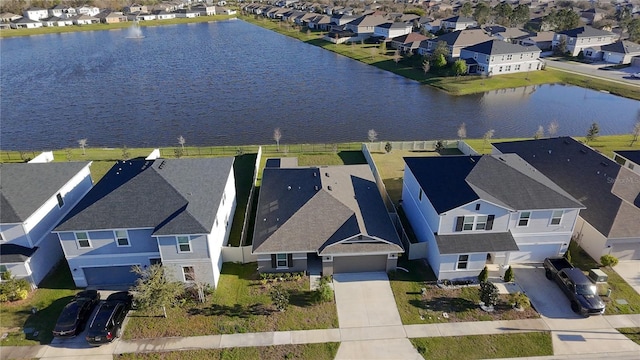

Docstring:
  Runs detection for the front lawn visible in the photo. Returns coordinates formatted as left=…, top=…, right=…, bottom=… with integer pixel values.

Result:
left=410, top=332, right=553, bottom=360
left=618, top=328, right=640, bottom=345
left=123, top=263, right=338, bottom=339
left=0, top=262, right=78, bottom=346
left=390, top=259, right=538, bottom=324
left=116, top=343, right=340, bottom=360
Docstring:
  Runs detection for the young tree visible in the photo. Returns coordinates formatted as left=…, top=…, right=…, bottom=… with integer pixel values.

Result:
left=631, top=120, right=640, bottom=145
left=432, top=41, right=449, bottom=63
left=273, top=128, right=282, bottom=151
left=482, top=129, right=495, bottom=151
left=178, top=135, right=186, bottom=151
left=270, top=285, right=290, bottom=312
left=393, top=49, right=402, bottom=66
left=384, top=141, right=392, bottom=153
left=473, top=2, right=491, bottom=26
left=432, top=53, right=447, bottom=68
left=479, top=281, right=499, bottom=306
left=478, top=266, right=489, bottom=283
left=78, top=138, right=88, bottom=155
left=585, top=122, right=600, bottom=143
left=534, top=125, right=544, bottom=139
left=379, top=41, right=387, bottom=54
left=422, top=57, right=431, bottom=75
left=453, top=59, right=467, bottom=76
left=457, top=122, right=467, bottom=140
left=547, top=121, right=559, bottom=137
left=503, top=266, right=514, bottom=282
left=554, top=37, right=567, bottom=55
left=368, top=129, right=378, bottom=143
left=121, top=145, right=130, bottom=160
left=131, top=264, right=183, bottom=318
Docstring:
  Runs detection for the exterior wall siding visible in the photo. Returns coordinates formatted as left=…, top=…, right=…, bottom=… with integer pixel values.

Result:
left=257, top=255, right=307, bottom=273
left=439, top=201, right=510, bottom=235
left=60, top=228, right=158, bottom=257
left=437, top=253, right=485, bottom=280
left=26, top=233, right=64, bottom=285
left=574, top=216, right=608, bottom=261
left=0, top=223, right=29, bottom=248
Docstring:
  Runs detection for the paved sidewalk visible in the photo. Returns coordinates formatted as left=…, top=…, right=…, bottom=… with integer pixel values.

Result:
left=544, top=59, right=640, bottom=88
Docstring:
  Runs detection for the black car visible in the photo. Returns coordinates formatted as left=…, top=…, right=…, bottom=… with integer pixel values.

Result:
left=85, top=291, right=133, bottom=346
left=52, top=290, right=100, bottom=338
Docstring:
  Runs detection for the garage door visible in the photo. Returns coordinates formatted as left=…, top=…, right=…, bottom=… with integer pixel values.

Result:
left=333, top=255, right=387, bottom=273
left=609, top=243, right=640, bottom=261
left=83, top=266, right=140, bottom=286
left=510, top=244, right=562, bottom=263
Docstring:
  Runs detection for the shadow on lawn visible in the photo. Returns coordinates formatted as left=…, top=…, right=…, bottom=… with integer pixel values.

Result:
left=288, top=290, right=317, bottom=308
left=188, top=303, right=274, bottom=317
left=410, top=297, right=477, bottom=313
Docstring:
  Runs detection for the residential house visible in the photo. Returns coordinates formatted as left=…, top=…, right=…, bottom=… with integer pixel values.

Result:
left=494, top=137, right=640, bottom=261
left=252, top=161, right=404, bottom=275
left=580, top=8, right=606, bottom=25
left=192, top=5, right=216, bottom=16
left=374, top=22, right=412, bottom=39
left=613, top=150, right=640, bottom=176
left=484, top=26, right=531, bottom=42
left=96, top=11, right=128, bottom=24
left=0, top=159, right=93, bottom=286
left=76, top=5, right=100, bottom=17
left=601, top=41, right=640, bottom=65
left=307, top=14, right=332, bottom=30
left=152, top=10, right=176, bottom=20
left=23, top=7, right=49, bottom=20
left=420, top=18, right=441, bottom=33
left=0, top=13, right=22, bottom=22
left=330, top=13, right=356, bottom=26
left=54, top=157, right=236, bottom=288
left=344, top=14, right=388, bottom=40
left=48, top=5, right=76, bottom=18
left=515, top=31, right=554, bottom=51
left=124, top=4, right=148, bottom=14
left=41, top=16, right=73, bottom=27
left=10, top=17, right=43, bottom=29
left=553, top=26, right=617, bottom=57
left=460, top=40, right=542, bottom=75
left=418, top=29, right=493, bottom=60
left=214, top=6, right=236, bottom=15
left=175, top=9, right=201, bottom=18
left=390, top=32, right=429, bottom=53
left=127, top=12, right=156, bottom=21
left=402, top=154, right=583, bottom=280
left=441, top=15, right=477, bottom=32
left=72, top=14, right=99, bottom=25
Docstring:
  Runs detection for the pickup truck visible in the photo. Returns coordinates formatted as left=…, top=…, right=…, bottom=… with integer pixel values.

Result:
left=543, top=257, right=605, bottom=316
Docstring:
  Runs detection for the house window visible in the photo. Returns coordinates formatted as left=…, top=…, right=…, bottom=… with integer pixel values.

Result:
left=518, top=212, right=531, bottom=227
left=629, top=163, right=635, bottom=170
left=457, top=255, right=469, bottom=269
left=182, top=266, right=195, bottom=282
left=475, top=216, right=488, bottom=230
left=0, top=265, right=7, bottom=279
left=463, top=216, right=474, bottom=231
left=475, top=204, right=481, bottom=211
left=550, top=210, right=564, bottom=226
left=75, top=232, right=91, bottom=248
left=0, top=232, right=4, bottom=242
left=276, top=253, right=288, bottom=268
left=515, top=64, right=520, bottom=71
left=177, top=236, right=191, bottom=252
left=222, top=193, right=226, bottom=205
left=486, top=55, right=490, bottom=62
left=498, top=66, right=503, bottom=72
left=114, top=230, right=130, bottom=247
left=56, top=193, right=64, bottom=208
left=506, top=54, right=512, bottom=60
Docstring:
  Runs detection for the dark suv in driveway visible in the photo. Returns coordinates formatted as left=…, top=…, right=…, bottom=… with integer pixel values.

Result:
left=53, top=290, right=100, bottom=338
left=85, top=292, right=133, bottom=346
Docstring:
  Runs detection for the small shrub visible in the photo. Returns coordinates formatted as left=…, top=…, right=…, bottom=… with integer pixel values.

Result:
left=600, top=254, right=619, bottom=267
left=16, top=289, right=28, bottom=300
left=564, top=249, right=572, bottom=264
left=509, top=292, right=530, bottom=309
left=313, top=282, right=334, bottom=303
left=270, top=285, right=289, bottom=312
left=478, top=266, right=489, bottom=283
left=384, top=142, right=392, bottom=153
left=479, top=282, right=499, bottom=307
left=503, top=266, right=514, bottom=282
left=0, top=294, right=8, bottom=302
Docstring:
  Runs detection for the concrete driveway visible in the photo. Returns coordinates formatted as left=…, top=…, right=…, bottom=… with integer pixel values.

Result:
left=614, top=261, right=640, bottom=295
left=545, top=59, right=640, bottom=87
left=512, top=264, right=581, bottom=319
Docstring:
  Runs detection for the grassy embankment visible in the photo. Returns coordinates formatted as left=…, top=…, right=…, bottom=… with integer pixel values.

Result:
left=0, top=14, right=237, bottom=38
left=240, top=15, right=640, bottom=100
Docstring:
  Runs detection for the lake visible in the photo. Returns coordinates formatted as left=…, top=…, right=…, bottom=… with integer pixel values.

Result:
left=0, top=19, right=638, bottom=151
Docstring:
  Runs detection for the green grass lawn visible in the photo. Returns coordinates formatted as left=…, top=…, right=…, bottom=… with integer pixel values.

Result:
left=123, top=263, right=338, bottom=339
left=0, top=262, right=78, bottom=346
left=618, top=328, right=640, bottom=345
left=116, top=343, right=340, bottom=360
left=228, top=153, right=258, bottom=247
left=410, top=332, right=553, bottom=360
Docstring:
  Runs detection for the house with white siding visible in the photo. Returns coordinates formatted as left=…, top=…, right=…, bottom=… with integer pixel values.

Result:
left=0, top=159, right=93, bottom=287
left=460, top=40, right=542, bottom=76
left=374, top=22, right=412, bottom=39
left=54, top=158, right=236, bottom=289
left=441, top=15, right=477, bottom=32
left=552, top=26, right=617, bottom=57
left=23, top=7, right=49, bottom=20
left=418, top=29, right=493, bottom=60
left=402, top=154, right=583, bottom=280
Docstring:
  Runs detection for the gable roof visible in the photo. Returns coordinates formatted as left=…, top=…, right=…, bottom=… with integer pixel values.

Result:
left=559, top=26, right=614, bottom=38
left=0, top=244, right=38, bottom=263
left=435, top=231, right=519, bottom=254
left=463, top=39, right=540, bottom=55
left=600, top=41, right=640, bottom=55
left=55, top=158, right=233, bottom=235
left=431, top=29, right=492, bottom=47
left=392, top=32, right=429, bottom=44
left=0, top=162, right=90, bottom=223
left=252, top=165, right=402, bottom=255
left=404, top=154, right=583, bottom=214
left=347, top=14, right=387, bottom=27
left=614, top=150, right=640, bottom=166
left=442, top=15, right=476, bottom=24
left=494, top=137, right=640, bottom=238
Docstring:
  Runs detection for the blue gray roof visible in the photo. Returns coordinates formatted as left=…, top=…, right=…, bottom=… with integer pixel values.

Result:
left=0, top=162, right=91, bottom=223
left=404, top=154, right=583, bottom=214
left=0, top=244, right=38, bottom=263
left=600, top=41, right=640, bottom=55
left=559, top=26, right=613, bottom=38
left=463, top=39, right=540, bottom=55
left=55, top=158, right=234, bottom=235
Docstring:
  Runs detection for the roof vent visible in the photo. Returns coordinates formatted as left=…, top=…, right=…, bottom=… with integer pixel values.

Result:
left=469, top=157, right=475, bottom=163
left=327, top=186, right=332, bottom=191
left=325, top=172, right=330, bottom=177
left=158, top=160, right=166, bottom=169
left=498, top=157, right=506, bottom=162
left=314, top=185, right=319, bottom=191
left=600, top=161, right=608, bottom=167
left=287, top=186, right=291, bottom=190
left=313, top=172, right=317, bottom=177
left=564, top=139, right=570, bottom=145
left=548, top=150, right=552, bottom=154
left=580, top=149, right=587, bottom=154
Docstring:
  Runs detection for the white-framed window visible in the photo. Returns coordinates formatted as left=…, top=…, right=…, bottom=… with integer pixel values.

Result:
left=114, top=230, right=130, bottom=247
left=75, top=232, right=91, bottom=248
left=182, top=266, right=195, bottom=282
left=0, top=265, right=7, bottom=279
left=550, top=210, right=564, bottom=226
left=475, top=216, right=488, bottom=230
left=222, top=193, right=226, bottom=205
left=56, top=193, right=64, bottom=208
left=457, top=254, right=469, bottom=269
left=463, top=216, right=474, bottom=231
left=177, top=236, right=191, bottom=253
left=518, top=212, right=531, bottom=227
left=276, top=253, right=288, bottom=268
left=629, top=163, right=635, bottom=170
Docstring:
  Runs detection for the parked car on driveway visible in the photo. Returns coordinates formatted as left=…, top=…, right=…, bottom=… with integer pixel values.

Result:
left=52, top=290, right=100, bottom=338
left=631, top=73, right=640, bottom=79
left=85, top=291, right=132, bottom=346
left=544, top=257, right=605, bottom=316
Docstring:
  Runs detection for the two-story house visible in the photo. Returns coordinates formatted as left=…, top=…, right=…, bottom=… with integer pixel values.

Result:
left=494, top=137, right=640, bottom=261
left=54, top=158, right=236, bottom=288
left=373, top=22, right=412, bottom=39
left=460, top=40, right=542, bottom=75
left=1, top=158, right=93, bottom=286
left=48, top=5, right=77, bottom=18
left=441, top=16, right=477, bottom=32
left=613, top=150, right=640, bottom=176
left=402, top=155, right=583, bottom=280
left=23, top=7, right=49, bottom=20
left=418, top=29, right=492, bottom=60
left=552, top=26, right=617, bottom=57
left=344, top=14, right=388, bottom=40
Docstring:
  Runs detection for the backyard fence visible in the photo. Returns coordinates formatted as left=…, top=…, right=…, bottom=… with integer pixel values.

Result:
left=239, top=146, right=262, bottom=248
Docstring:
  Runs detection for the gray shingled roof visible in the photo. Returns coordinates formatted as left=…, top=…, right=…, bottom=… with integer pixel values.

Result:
left=252, top=164, right=403, bottom=255
left=614, top=150, right=640, bottom=165
left=442, top=15, right=476, bottom=24
left=600, top=41, right=640, bottom=55
left=55, top=158, right=233, bottom=235
left=494, top=137, right=640, bottom=238
left=435, top=232, right=519, bottom=254
left=431, top=29, right=492, bottom=47
left=559, top=26, right=614, bottom=38
left=0, top=244, right=38, bottom=263
left=0, top=162, right=90, bottom=223
left=404, top=154, right=583, bottom=214
left=463, top=40, right=540, bottom=55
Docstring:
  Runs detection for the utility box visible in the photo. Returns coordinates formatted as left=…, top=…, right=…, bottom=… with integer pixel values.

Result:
left=588, top=269, right=608, bottom=283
